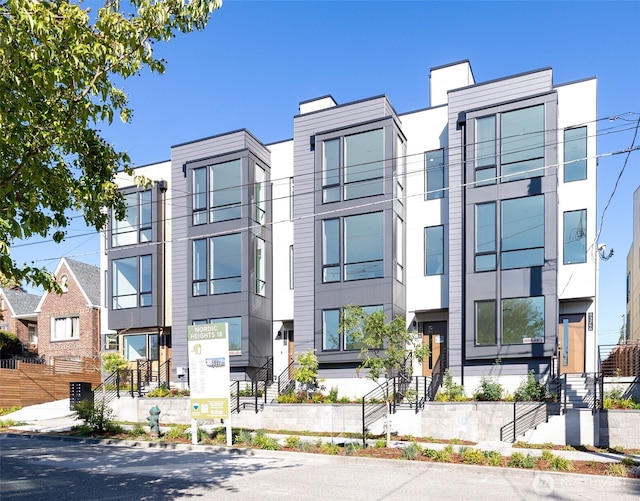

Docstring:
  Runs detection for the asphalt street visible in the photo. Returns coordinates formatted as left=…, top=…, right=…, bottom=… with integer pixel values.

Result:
left=1, top=435, right=639, bottom=500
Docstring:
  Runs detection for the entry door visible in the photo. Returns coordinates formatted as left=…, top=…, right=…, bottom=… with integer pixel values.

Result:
left=286, top=330, right=295, bottom=378
left=422, top=322, right=447, bottom=377
left=558, top=314, right=585, bottom=374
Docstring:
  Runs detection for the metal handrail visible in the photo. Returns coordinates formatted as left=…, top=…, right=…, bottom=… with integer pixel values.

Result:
left=277, top=360, right=296, bottom=396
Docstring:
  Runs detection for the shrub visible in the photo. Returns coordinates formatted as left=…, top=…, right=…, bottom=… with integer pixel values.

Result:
left=549, top=455, right=573, bottom=471
left=146, top=387, right=171, bottom=398
left=373, top=438, right=387, bottom=448
left=284, top=436, right=301, bottom=449
left=0, top=330, right=22, bottom=358
left=621, top=456, right=636, bottom=467
left=254, top=430, right=279, bottom=450
left=298, top=440, right=316, bottom=452
left=74, top=399, right=115, bottom=434
left=435, top=369, right=465, bottom=402
left=320, top=442, right=341, bottom=455
left=483, top=450, right=503, bottom=466
left=234, top=429, right=255, bottom=446
left=508, top=451, right=537, bottom=468
left=165, top=425, right=189, bottom=439
left=129, top=423, right=147, bottom=437
left=0, top=406, right=20, bottom=416
left=540, top=449, right=554, bottom=461
left=474, top=376, right=503, bottom=401
left=402, top=442, right=422, bottom=460
left=607, top=463, right=628, bottom=477
left=294, top=350, right=319, bottom=386
left=327, top=386, right=339, bottom=403
left=424, top=445, right=454, bottom=462
left=101, top=352, right=127, bottom=374
left=461, top=448, right=486, bottom=464
left=514, top=370, right=547, bottom=401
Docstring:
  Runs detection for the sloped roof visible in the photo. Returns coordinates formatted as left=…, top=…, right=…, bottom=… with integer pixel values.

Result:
left=2, top=287, right=41, bottom=317
left=64, top=258, right=101, bottom=306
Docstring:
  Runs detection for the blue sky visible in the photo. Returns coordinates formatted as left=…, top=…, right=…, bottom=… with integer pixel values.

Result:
left=10, top=0, right=640, bottom=345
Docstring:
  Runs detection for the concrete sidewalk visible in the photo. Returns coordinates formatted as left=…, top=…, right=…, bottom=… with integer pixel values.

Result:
left=2, top=399, right=638, bottom=466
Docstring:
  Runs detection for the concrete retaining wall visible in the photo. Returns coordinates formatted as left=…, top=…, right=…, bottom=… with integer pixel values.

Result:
left=111, top=398, right=640, bottom=448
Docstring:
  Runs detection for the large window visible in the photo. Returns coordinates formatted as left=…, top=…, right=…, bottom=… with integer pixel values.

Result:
left=51, top=316, right=79, bottom=341
left=501, top=195, right=545, bottom=269
left=193, top=234, right=242, bottom=296
left=396, top=217, right=404, bottom=282
left=255, top=237, right=266, bottom=296
left=502, top=297, right=545, bottom=345
left=564, top=127, right=587, bottom=182
left=425, top=149, right=445, bottom=199
left=322, top=212, right=384, bottom=283
left=322, top=305, right=382, bottom=352
left=193, top=159, right=242, bottom=225
left=255, top=165, right=266, bottom=224
left=563, top=210, right=587, bottom=264
left=112, top=255, right=152, bottom=309
left=424, top=225, right=444, bottom=275
left=475, top=203, right=496, bottom=271
left=475, top=104, right=545, bottom=184
left=112, top=190, right=152, bottom=247
left=123, top=333, right=158, bottom=361
left=322, top=129, right=384, bottom=203
left=193, top=317, right=242, bottom=355
left=475, top=300, right=496, bottom=345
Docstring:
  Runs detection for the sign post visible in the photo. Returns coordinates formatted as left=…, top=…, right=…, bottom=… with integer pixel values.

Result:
left=187, top=323, right=232, bottom=446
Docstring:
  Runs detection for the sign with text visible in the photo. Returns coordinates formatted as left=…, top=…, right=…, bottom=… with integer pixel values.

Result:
left=187, top=323, right=230, bottom=419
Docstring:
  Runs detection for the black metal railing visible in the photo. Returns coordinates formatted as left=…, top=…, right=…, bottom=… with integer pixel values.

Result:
left=93, top=369, right=135, bottom=406
left=277, top=360, right=296, bottom=396
left=157, top=358, right=171, bottom=388
left=499, top=401, right=557, bottom=443
left=361, top=380, right=392, bottom=447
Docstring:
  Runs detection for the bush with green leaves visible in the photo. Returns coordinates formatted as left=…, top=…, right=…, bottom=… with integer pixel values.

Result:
left=129, top=423, right=147, bottom=437
left=423, top=444, right=454, bottom=462
left=165, top=425, right=189, bottom=439
left=254, top=430, right=279, bottom=450
left=435, top=369, right=466, bottom=402
left=508, top=451, right=538, bottom=468
left=320, top=442, right=342, bottom=455
left=461, top=447, right=486, bottom=464
left=101, top=352, right=127, bottom=374
left=284, top=435, right=301, bottom=449
left=0, top=330, right=22, bottom=358
left=514, top=370, right=547, bottom=401
left=74, top=399, right=117, bottom=434
left=550, top=455, right=574, bottom=471
left=294, top=350, right=319, bottom=386
left=402, top=442, right=422, bottom=460
left=483, top=450, right=503, bottom=466
left=474, top=376, right=504, bottom=401
left=146, top=386, right=171, bottom=398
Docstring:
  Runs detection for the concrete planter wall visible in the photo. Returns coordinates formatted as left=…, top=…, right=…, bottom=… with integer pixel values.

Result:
left=110, top=398, right=640, bottom=448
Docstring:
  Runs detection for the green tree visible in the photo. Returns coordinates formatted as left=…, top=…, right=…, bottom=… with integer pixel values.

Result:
left=0, top=0, right=222, bottom=290
left=101, top=351, right=127, bottom=374
left=340, top=305, right=429, bottom=446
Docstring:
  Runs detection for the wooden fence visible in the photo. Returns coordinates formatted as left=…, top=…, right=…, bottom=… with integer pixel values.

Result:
left=0, top=358, right=101, bottom=408
left=601, top=342, right=640, bottom=377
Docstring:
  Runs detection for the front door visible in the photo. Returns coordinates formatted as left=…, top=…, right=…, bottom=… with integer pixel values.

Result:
left=286, top=330, right=295, bottom=378
left=558, top=314, right=585, bottom=374
left=422, top=321, right=447, bottom=377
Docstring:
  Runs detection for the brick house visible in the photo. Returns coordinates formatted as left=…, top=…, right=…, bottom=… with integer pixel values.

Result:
left=35, top=258, right=101, bottom=363
left=0, top=287, right=40, bottom=350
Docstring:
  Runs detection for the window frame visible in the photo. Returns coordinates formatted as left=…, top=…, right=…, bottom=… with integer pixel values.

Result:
left=193, top=317, right=242, bottom=355
left=321, top=305, right=383, bottom=353
left=501, top=195, right=545, bottom=270
left=425, top=148, right=445, bottom=200
left=424, top=225, right=444, bottom=276
left=51, top=316, right=80, bottom=341
left=564, top=126, right=587, bottom=182
left=112, top=255, right=153, bottom=310
left=563, top=209, right=587, bottom=265
left=192, top=158, right=243, bottom=225
left=501, top=296, right=545, bottom=345
left=112, top=189, right=152, bottom=247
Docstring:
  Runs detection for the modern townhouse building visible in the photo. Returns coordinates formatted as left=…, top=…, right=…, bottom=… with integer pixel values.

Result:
left=102, top=60, right=598, bottom=395
left=626, top=186, right=640, bottom=343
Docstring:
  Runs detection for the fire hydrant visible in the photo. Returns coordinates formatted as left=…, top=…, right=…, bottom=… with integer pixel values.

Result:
left=147, top=405, right=161, bottom=437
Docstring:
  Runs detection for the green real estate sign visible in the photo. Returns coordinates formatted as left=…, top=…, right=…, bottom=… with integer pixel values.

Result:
left=187, top=323, right=230, bottom=419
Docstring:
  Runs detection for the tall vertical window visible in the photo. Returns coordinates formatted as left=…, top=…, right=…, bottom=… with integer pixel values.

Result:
left=112, top=255, right=152, bottom=309
left=211, top=159, right=242, bottom=222
left=424, top=225, right=444, bottom=276
left=425, top=149, right=445, bottom=199
left=501, top=195, right=545, bottom=269
left=397, top=135, right=406, bottom=202
left=322, top=128, right=384, bottom=203
left=255, top=165, right=266, bottom=224
left=501, top=105, right=545, bottom=181
left=564, top=127, right=587, bottom=182
left=322, top=138, right=340, bottom=203
left=344, top=212, right=384, bottom=280
left=289, top=245, right=294, bottom=289
left=475, top=116, right=496, bottom=185
left=112, top=190, right=152, bottom=247
left=124, top=333, right=158, bottom=361
left=192, top=159, right=242, bottom=224
left=322, top=309, right=340, bottom=351
left=322, top=219, right=340, bottom=283
left=396, top=218, right=404, bottom=282
left=475, top=203, right=496, bottom=271
left=255, top=237, right=266, bottom=296
left=52, top=316, right=79, bottom=341
left=563, top=210, right=587, bottom=264
left=193, top=239, right=207, bottom=296
left=502, top=296, right=545, bottom=344
left=344, top=129, right=384, bottom=200
left=476, top=300, right=496, bottom=345
left=210, top=233, right=242, bottom=294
